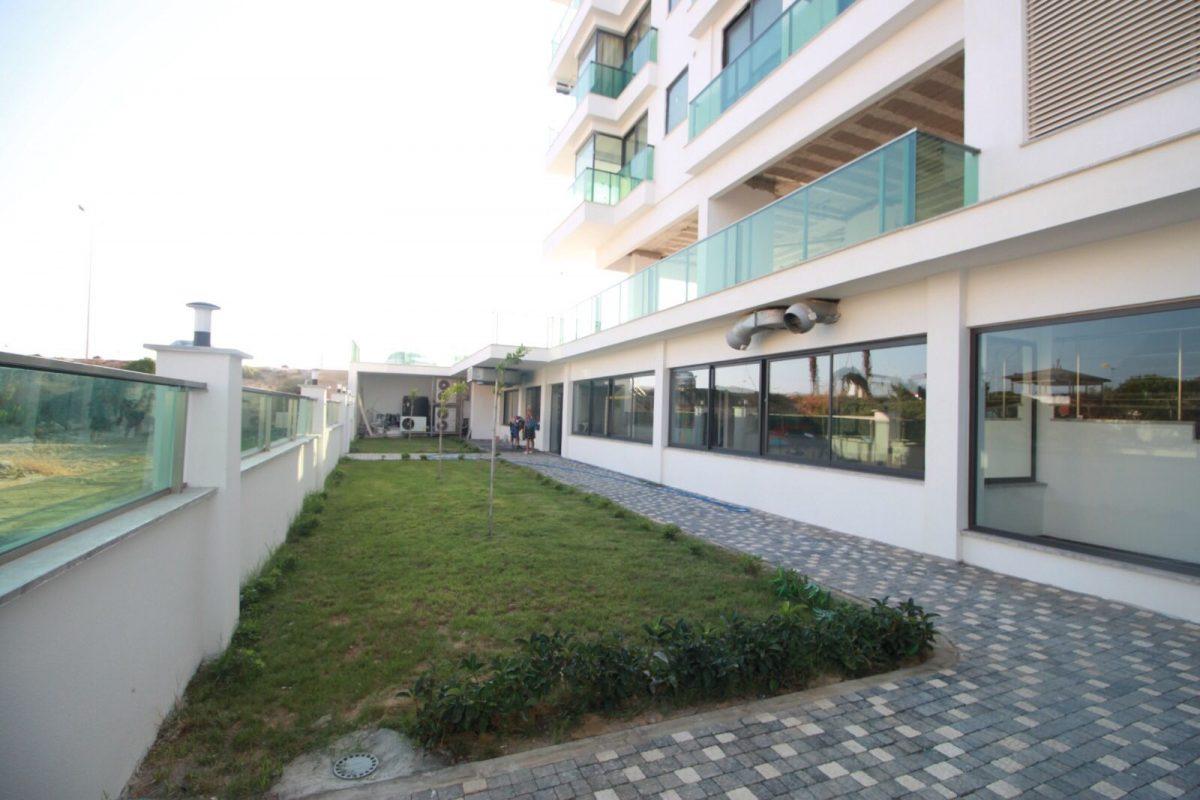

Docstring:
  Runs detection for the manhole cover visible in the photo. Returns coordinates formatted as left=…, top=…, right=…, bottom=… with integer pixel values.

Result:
left=332, top=752, right=379, bottom=780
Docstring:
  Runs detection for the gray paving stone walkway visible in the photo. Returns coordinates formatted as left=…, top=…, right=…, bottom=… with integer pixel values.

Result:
left=392, top=452, right=1200, bottom=799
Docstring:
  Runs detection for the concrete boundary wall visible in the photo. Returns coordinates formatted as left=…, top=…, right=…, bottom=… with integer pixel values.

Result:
left=0, top=352, right=353, bottom=800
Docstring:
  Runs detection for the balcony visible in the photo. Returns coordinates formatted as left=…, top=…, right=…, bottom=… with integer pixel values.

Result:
left=570, top=29, right=657, bottom=106
left=547, top=147, right=656, bottom=258
left=569, top=146, right=655, bottom=206
left=689, top=0, right=855, bottom=140
left=553, top=130, right=978, bottom=344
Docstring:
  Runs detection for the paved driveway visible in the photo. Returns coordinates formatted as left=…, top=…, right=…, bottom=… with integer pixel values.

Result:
left=365, top=452, right=1200, bottom=799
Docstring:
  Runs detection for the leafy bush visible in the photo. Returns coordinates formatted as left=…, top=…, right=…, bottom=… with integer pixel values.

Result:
left=407, top=596, right=938, bottom=748
left=770, top=568, right=832, bottom=609
left=661, top=525, right=680, bottom=541
left=210, top=647, right=265, bottom=685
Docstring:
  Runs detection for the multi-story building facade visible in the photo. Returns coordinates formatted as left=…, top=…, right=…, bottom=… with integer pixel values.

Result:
left=352, top=0, right=1200, bottom=621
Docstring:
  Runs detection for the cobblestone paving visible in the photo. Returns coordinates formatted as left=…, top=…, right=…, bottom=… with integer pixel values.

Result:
left=404, top=452, right=1200, bottom=799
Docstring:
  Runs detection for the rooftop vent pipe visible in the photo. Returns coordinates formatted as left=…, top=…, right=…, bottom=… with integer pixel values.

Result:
left=186, top=301, right=220, bottom=347
left=725, top=300, right=840, bottom=350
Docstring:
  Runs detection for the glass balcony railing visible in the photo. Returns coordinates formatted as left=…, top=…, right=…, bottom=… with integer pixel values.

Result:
left=0, top=354, right=192, bottom=561
left=689, top=0, right=855, bottom=139
left=550, top=0, right=583, bottom=63
left=554, top=131, right=979, bottom=345
left=570, top=29, right=657, bottom=106
left=240, top=388, right=315, bottom=456
left=570, top=146, right=655, bottom=206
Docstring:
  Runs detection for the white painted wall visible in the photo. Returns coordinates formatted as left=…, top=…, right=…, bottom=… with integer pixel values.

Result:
left=0, top=493, right=215, bottom=800
left=0, top=347, right=349, bottom=799
left=240, top=439, right=316, bottom=581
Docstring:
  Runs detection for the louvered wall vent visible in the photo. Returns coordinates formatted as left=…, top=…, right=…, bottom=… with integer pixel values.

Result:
left=1025, top=0, right=1200, bottom=139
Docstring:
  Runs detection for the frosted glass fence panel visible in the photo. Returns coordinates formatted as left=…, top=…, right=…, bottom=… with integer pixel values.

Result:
left=552, top=132, right=978, bottom=345
left=0, top=356, right=189, bottom=561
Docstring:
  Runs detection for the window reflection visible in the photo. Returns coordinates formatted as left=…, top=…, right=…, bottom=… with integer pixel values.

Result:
left=831, top=347, right=926, bottom=472
left=975, top=305, right=1200, bottom=568
left=670, top=367, right=709, bottom=447
left=767, top=355, right=830, bottom=461
left=713, top=363, right=760, bottom=453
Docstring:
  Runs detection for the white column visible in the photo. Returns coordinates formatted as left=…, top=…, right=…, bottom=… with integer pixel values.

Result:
left=301, top=385, right=327, bottom=488
left=148, top=344, right=248, bottom=655
left=922, top=271, right=970, bottom=561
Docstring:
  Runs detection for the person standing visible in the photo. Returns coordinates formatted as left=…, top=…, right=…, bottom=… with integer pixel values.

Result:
left=509, top=414, right=522, bottom=450
left=523, top=408, right=538, bottom=454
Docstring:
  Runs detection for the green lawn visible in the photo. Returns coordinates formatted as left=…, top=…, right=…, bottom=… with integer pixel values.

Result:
left=131, top=459, right=781, bottom=797
left=349, top=436, right=478, bottom=454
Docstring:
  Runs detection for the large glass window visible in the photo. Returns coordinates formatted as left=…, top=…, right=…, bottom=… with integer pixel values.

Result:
left=974, top=305, right=1200, bottom=570
left=666, top=69, right=689, bottom=133
left=625, top=5, right=651, bottom=55
left=633, top=374, right=655, bottom=443
left=588, top=379, right=609, bottom=437
left=713, top=363, right=760, bottom=453
left=609, top=376, right=633, bottom=438
left=767, top=354, right=830, bottom=461
left=525, top=386, right=541, bottom=423
left=722, top=0, right=780, bottom=65
left=670, top=367, right=709, bottom=447
left=579, top=29, right=624, bottom=71
left=623, top=115, right=649, bottom=164
left=572, top=381, right=591, bottom=435
left=832, top=345, right=926, bottom=473
left=572, top=374, right=654, bottom=442
left=669, top=338, right=926, bottom=477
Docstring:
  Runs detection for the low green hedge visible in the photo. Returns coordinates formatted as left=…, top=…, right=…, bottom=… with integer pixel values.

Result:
left=406, top=574, right=937, bottom=748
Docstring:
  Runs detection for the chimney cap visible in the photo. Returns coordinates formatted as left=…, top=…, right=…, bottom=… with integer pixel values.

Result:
left=186, top=301, right=220, bottom=311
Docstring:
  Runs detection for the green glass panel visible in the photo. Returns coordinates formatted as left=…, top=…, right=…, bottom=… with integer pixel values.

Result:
left=0, top=366, right=185, bottom=558
left=690, top=0, right=855, bottom=139
left=556, top=131, right=978, bottom=344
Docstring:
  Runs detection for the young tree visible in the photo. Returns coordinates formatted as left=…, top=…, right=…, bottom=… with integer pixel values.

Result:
left=489, top=345, right=527, bottom=537
left=436, top=380, right=467, bottom=477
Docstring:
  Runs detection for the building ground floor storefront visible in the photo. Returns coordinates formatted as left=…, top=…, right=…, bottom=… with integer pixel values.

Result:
left=506, top=220, right=1200, bottom=622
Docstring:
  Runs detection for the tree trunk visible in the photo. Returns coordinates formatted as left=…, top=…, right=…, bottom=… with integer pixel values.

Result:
left=488, top=384, right=499, bottom=537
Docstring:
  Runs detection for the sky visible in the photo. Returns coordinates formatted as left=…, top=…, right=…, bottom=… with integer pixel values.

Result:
left=0, top=1, right=620, bottom=368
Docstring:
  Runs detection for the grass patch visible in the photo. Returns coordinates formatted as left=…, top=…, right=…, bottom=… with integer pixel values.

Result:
left=129, top=459, right=784, bottom=797
left=349, top=436, right=477, bottom=455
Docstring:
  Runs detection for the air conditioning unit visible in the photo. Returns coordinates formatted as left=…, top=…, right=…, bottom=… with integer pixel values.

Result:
left=437, top=379, right=451, bottom=393
left=400, top=416, right=426, bottom=432
left=433, top=405, right=457, bottom=432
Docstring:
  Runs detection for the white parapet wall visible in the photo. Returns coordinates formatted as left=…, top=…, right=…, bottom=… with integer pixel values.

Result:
left=0, top=348, right=348, bottom=800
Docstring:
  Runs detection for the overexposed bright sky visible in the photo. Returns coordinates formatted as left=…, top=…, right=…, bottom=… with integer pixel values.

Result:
left=0, top=1, right=616, bottom=368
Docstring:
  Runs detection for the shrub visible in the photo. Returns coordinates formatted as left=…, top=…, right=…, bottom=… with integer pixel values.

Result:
left=407, top=596, right=937, bottom=748
left=687, top=542, right=705, bottom=557
left=287, top=511, right=319, bottom=541
left=420, top=454, right=429, bottom=461
left=401, top=453, right=411, bottom=461
left=210, top=647, right=265, bottom=685
left=660, top=525, right=680, bottom=541
left=770, top=568, right=832, bottom=610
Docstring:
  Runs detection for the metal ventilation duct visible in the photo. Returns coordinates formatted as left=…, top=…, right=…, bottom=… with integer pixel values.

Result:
left=725, top=300, right=840, bottom=350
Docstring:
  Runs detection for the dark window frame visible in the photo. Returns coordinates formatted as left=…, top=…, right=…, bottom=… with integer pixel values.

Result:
left=967, top=298, right=1200, bottom=578
left=572, top=371, right=655, bottom=444
left=667, top=334, right=928, bottom=479
left=666, top=68, right=689, bottom=134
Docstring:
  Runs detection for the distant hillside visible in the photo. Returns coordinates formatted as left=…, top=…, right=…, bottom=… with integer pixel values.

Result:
left=65, top=357, right=347, bottom=394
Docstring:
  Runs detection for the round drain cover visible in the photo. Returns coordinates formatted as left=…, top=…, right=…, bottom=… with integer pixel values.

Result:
left=332, top=752, right=379, bottom=780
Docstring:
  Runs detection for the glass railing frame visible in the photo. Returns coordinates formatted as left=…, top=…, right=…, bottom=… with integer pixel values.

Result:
left=570, top=145, right=655, bottom=207
left=240, top=387, right=316, bottom=457
left=0, top=352, right=199, bottom=565
left=569, top=27, right=658, bottom=107
left=689, top=0, right=856, bottom=140
left=555, top=130, right=979, bottom=345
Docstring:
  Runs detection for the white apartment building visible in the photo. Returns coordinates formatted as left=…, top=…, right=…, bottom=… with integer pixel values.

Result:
left=351, top=0, right=1200, bottom=621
